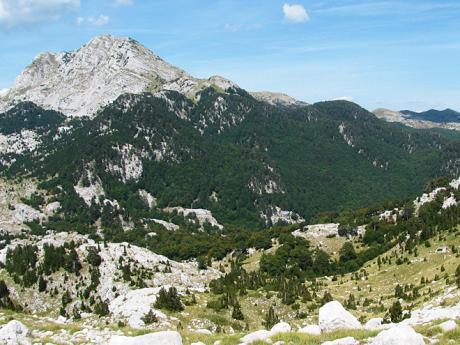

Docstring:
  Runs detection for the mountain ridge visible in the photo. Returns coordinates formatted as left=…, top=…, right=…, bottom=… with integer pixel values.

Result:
left=0, top=35, right=240, bottom=117
left=0, top=34, right=460, bottom=231
left=373, top=107, right=460, bottom=132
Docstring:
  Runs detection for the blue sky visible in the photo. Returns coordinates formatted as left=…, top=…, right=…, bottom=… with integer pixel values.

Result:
left=1, top=0, right=460, bottom=111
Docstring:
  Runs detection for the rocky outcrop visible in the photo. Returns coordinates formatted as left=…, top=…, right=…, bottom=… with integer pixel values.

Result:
left=370, top=325, right=425, bottom=345
left=439, top=320, right=457, bottom=332
left=0, top=35, right=238, bottom=118
left=240, top=329, right=272, bottom=344
left=299, top=324, right=321, bottom=335
left=322, top=337, right=358, bottom=345
left=364, top=318, right=391, bottom=331
left=0, top=320, right=30, bottom=345
left=108, top=331, right=182, bottom=345
left=319, top=301, right=361, bottom=332
left=270, top=322, right=291, bottom=335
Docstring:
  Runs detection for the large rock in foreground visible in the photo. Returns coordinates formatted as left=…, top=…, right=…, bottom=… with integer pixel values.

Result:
left=299, top=324, right=321, bottom=335
left=319, top=301, right=361, bottom=332
left=108, top=331, right=182, bottom=345
left=370, top=325, right=424, bottom=345
left=270, top=322, right=291, bottom=335
left=240, top=330, right=272, bottom=344
left=322, top=337, right=358, bottom=345
left=0, top=320, right=30, bottom=345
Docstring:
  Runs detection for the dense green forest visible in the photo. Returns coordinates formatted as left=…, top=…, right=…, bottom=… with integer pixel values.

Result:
left=2, top=88, right=460, bottom=232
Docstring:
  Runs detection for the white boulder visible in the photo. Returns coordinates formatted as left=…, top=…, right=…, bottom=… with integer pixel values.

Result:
left=240, top=330, right=272, bottom=344
left=364, top=318, right=392, bottom=331
left=439, top=320, right=457, bottom=332
left=270, top=322, right=291, bottom=335
left=108, top=331, right=182, bottom=345
left=11, top=203, right=43, bottom=224
left=0, top=320, right=30, bottom=345
left=109, top=288, right=166, bottom=328
left=370, top=325, right=424, bottom=345
left=322, top=337, right=358, bottom=345
left=195, top=329, right=212, bottom=335
left=191, top=343, right=206, bottom=345
left=299, top=325, right=321, bottom=335
left=319, top=301, right=361, bottom=332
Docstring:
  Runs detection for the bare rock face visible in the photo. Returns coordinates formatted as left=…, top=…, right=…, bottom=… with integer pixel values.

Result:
left=370, top=325, right=425, bottom=345
left=364, top=318, right=391, bottom=331
left=439, top=320, right=457, bottom=332
left=270, top=322, right=291, bottom=335
left=0, top=320, right=30, bottom=345
left=319, top=301, right=361, bottom=332
left=322, top=337, right=358, bottom=345
left=0, top=35, right=238, bottom=118
left=240, top=329, right=272, bottom=344
left=108, top=331, right=182, bottom=345
left=299, top=324, right=321, bottom=335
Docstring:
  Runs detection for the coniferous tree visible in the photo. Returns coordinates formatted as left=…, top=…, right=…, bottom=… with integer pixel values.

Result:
left=388, top=300, right=403, bottom=323
left=154, top=287, right=184, bottom=312
left=94, top=298, right=110, bottom=316
left=232, top=301, right=244, bottom=320
left=263, top=306, right=279, bottom=330
left=321, top=291, right=333, bottom=305
left=141, top=309, right=158, bottom=324
left=346, top=294, right=357, bottom=310
left=38, top=276, right=47, bottom=292
left=339, top=242, right=357, bottom=262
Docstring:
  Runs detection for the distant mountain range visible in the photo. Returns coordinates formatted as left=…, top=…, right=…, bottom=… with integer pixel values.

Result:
left=1, top=35, right=460, bottom=231
left=373, top=108, right=460, bottom=132
left=400, top=108, right=460, bottom=123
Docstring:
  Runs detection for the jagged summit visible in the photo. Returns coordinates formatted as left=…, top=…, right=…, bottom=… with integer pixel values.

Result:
left=0, top=34, right=238, bottom=117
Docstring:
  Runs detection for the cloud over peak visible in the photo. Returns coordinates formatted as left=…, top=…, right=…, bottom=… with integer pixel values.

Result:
left=283, top=3, right=309, bottom=23
left=0, top=0, right=80, bottom=29
left=76, top=14, right=109, bottom=26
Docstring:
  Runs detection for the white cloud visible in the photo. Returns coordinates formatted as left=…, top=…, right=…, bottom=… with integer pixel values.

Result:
left=333, top=96, right=354, bottom=102
left=77, top=14, right=109, bottom=26
left=0, top=0, right=80, bottom=29
left=114, top=0, right=133, bottom=6
left=0, top=2, right=6, bottom=18
left=283, top=3, right=309, bottom=23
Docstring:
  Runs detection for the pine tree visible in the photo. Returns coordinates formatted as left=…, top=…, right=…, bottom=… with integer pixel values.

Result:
left=94, top=299, right=109, bottom=316
left=263, top=306, right=279, bottom=330
left=232, top=302, right=244, bottom=320
left=394, top=284, right=404, bottom=298
left=62, top=290, right=72, bottom=307
left=388, top=300, right=403, bottom=323
left=141, top=309, right=158, bottom=324
left=154, top=287, right=184, bottom=312
left=346, top=294, right=357, bottom=310
left=339, top=242, right=357, bottom=262
left=38, top=276, right=47, bottom=292
left=321, top=291, right=333, bottom=305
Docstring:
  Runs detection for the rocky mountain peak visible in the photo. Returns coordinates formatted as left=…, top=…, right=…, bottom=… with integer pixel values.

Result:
left=0, top=35, right=239, bottom=118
